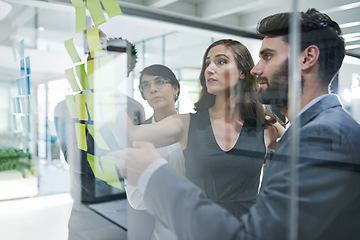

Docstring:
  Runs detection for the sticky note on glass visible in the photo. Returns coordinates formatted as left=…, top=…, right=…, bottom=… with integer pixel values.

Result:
left=65, top=38, right=81, bottom=63
left=87, top=59, right=96, bottom=89
left=87, top=0, right=106, bottom=26
left=16, top=78, right=24, bottom=95
left=17, top=40, right=24, bottom=59
left=87, top=153, right=107, bottom=180
left=100, top=156, right=123, bottom=189
left=75, top=64, right=89, bottom=90
left=65, top=95, right=79, bottom=118
left=75, top=93, right=88, bottom=121
left=65, top=68, right=81, bottom=92
left=87, top=124, right=110, bottom=150
left=102, top=0, right=122, bottom=18
left=86, top=92, right=96, bottom=121
left=25, top=76, right=30, bottom=94
left=87, top=26, right=104, bottom=59
left=20, top=58, right=25, bottom=76
left=25, top=56, right=31, bottom=75
left=87, top=153, right=123, bottom=189
left=71, top=0, right=86, bottom=33
left=75, top=122, right=87, bottom=151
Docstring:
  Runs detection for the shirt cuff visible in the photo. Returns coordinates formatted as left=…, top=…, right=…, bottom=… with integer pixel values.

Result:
left=138, top=158, right=167, bottom=194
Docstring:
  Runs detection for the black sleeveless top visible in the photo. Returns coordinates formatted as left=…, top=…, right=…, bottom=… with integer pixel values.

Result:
left=183, top=110, right=266, bottom=219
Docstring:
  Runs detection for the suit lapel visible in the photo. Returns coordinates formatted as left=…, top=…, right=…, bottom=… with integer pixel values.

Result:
left=276, top=94, right=342, bottom=147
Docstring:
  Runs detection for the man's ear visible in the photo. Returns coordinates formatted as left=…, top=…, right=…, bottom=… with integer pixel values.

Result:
left=301, top=45, right=320, bottom=70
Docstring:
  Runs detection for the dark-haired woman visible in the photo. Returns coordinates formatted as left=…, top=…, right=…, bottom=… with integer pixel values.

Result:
left=114, top=39, right=284, bottom=220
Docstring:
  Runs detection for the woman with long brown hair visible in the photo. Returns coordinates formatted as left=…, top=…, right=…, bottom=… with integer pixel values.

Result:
left=112, top=39, right=283, bottom=220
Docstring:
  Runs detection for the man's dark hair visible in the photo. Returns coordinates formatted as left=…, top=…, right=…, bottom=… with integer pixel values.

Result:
left=257, top=8, right=345, bottom=86
left=107, top=37, right=138, bottom=74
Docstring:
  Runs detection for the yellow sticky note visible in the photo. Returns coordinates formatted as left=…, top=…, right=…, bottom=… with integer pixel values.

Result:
left=65, top=95, right=79, bottom=118
left=87, top=153, right=107, bottom=179
left=86, top=92, right=95, bottom=121
left=87, top=124, right=111, bottom=150
left=65, top=38, right=81, bottom=63
left=71, top=0, right=86, bottom=33
left=87, top=59, right=96, bottom=89
left=101, top=0, right=122, bottom=18
left=75, top=123, right=87, bottom=151
left=87, top=26, right=104, bottom=59
left=75, top=93, right=88, bottom=121
left=87, top=0, right=106, bottom=26
left=65, top=68, right=81, bottom=92
left=75, top=64, right=89, bottom=90
left=87, top=153, right=123, bottom=189
left=101, top=156, right=123, bottom=189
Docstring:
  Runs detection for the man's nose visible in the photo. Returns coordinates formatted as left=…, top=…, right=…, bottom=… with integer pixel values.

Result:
left=251, top=61, right=263, bottom=76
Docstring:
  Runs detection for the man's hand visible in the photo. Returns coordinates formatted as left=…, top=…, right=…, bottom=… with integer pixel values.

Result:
left=105, top=141, right=161, bottom=186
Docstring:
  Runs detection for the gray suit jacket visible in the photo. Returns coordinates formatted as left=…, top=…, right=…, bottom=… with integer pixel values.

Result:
left=143, top=94, right=360, bottom=240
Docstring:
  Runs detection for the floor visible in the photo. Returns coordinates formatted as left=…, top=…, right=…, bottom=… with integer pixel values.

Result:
left=0, top=159, right=72, bottom=240
left=0, top=159, right=128, bottom=240
left=0, top=193, right=73, bottom=240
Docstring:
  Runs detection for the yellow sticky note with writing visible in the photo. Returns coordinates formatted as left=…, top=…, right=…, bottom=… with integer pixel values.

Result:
left=65, top=68, right=81, bottom=92
left=87, top=0, right=106, bottom=26
left=65, top=95, right=79, bottom=118
left=75, top=63, right=89, bottom=90
left=75, top=123, right=87, bottom=151
left=87, top=124, right=111, bottom=151
left=75, top=93, right=88, bottom=121
left=87, top=26, right=104, bottom=59
left=64, top=38, right=81, bottom=63
left=101, top=0, right=122, bottom=18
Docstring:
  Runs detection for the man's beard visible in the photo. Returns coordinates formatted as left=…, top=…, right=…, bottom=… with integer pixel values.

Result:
left=258, top=60, right=289, bottom=108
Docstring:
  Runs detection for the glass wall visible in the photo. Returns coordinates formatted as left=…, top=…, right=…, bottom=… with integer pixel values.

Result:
left=0, top=0, right=359, bottom=239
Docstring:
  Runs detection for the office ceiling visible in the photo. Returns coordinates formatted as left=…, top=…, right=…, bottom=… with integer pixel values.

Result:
left=116, top=0, right=360, bottom=57
left=0, top=0, right=359, bottom=83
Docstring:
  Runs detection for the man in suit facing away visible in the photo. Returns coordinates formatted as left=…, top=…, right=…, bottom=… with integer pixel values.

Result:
left=108, top=8, right=360, bottom=240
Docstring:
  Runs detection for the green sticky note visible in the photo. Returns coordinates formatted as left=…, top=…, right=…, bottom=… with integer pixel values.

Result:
left=64, top=38, right=81, bottom=63
left=71, top=0, right=86, bottom=33
left=65, top=95, right=79, bottom=118
left=65, top=68, right=81, bottom=92
left=75, top=93, right=88, bottom=121
left=101, top=156, right=123, bottom=189
left=87, top=153, right=107, bottom=179
left=75, top=63, right=89, bottom=90
left=75, top=123, right=87, bottom=151
left=87, top=26, right=104, bottom=59
left=87, top=124, right=111, bottom=150
left=86, top=92, right=95, bottom=120
left=87, top=59, right=96, bottom=89
left=87, top=0, right=106, bottom=26
left=101, top=0, right=122, bottom=18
